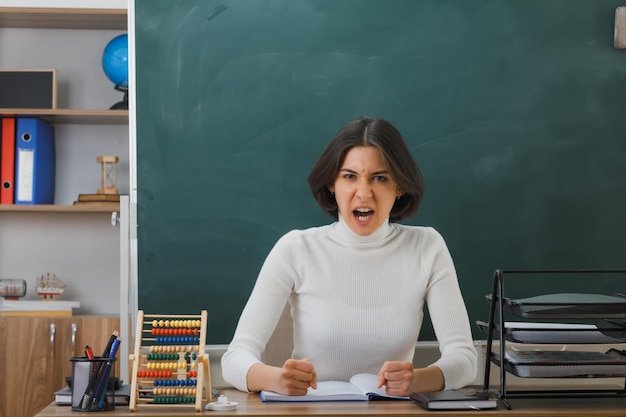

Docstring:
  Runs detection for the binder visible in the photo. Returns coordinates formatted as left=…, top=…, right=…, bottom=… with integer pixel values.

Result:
left=14, top=118, right=55, bottom=204
left=1, top=117, right=16, bottom=204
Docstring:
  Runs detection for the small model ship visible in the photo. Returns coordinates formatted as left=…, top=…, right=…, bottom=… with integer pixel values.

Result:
left=36, top=273, right=67, bottom=299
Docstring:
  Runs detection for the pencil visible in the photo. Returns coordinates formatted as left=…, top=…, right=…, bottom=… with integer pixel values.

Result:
left=102, top=330, right=119, bottom=357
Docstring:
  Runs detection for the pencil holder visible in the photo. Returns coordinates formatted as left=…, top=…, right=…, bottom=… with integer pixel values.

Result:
left=70, top=357, right=117, bottom=412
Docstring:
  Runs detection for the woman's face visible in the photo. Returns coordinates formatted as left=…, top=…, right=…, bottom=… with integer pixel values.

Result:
left=328, top=146, right=403, bottom=236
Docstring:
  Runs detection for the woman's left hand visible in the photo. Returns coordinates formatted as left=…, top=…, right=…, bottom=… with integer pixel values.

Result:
left=376, top=361, right=415, bottom=397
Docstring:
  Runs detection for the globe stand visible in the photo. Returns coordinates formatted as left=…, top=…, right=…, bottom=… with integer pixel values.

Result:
left=110, top=85, right=128, bottom=110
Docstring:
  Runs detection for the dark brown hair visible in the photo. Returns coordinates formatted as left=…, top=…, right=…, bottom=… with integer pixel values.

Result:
left=307, top=116, right=423, bottom=222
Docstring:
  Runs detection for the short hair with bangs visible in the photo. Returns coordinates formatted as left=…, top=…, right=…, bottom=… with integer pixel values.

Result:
left=307, top=116, right=424, bottom=222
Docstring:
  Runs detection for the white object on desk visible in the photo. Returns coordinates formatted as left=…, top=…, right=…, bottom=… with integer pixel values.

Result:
left=206, top=395, right=238, bottom=411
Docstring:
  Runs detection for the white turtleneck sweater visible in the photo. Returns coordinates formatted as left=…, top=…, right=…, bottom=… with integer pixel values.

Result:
left=221, top=216, right=477, bottom=392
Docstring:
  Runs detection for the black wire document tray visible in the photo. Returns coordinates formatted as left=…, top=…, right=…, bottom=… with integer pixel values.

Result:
left=479, top=269, right=626, bottom=410
left=503, top=349, right=626, bottom=378
left=501, top=293, right=626, bottom=319
left=476, top=321, right=625, bottom=344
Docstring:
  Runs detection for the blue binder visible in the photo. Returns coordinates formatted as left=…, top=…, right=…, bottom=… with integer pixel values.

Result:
left=14, top=118, right=55, bottom=204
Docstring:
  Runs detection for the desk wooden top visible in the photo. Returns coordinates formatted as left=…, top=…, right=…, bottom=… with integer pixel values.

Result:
left=36, top=388, right=626, bottom=417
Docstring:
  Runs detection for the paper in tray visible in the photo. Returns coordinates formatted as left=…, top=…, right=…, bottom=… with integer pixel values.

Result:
left=595, top=319, right=626, bottom=341
left=502, top=293, right=626, bottom=319
left=477, top=321, right=625, bottom=344
left=504, top=350, right=626, bottom=378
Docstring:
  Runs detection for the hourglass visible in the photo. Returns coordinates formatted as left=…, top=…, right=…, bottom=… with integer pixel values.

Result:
left=97, top=155, right=119, bottom=195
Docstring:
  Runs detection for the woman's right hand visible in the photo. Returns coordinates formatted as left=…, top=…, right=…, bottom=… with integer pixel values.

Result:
left=247, top=358, right=317, bottom=395
left=275, top=358, right=318, bottom=395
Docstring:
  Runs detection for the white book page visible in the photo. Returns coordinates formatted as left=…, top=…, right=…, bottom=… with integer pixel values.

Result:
left=260, top=380, right=365, bottom=401
left=259, top=373, right=410, bottom=401
left=349, top=373, right=409, bottom=399
left=307, top=381, right=363, bottom=397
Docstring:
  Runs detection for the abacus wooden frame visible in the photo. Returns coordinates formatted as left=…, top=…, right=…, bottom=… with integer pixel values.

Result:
left=128, top=310, right=212, bottom=411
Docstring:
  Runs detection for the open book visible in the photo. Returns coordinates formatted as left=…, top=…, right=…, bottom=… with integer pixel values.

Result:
left=259, top=373, right=409, bottom=402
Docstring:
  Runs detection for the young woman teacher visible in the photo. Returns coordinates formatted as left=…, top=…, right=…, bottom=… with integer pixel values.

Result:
left=222, top=116, right=477, bottom=397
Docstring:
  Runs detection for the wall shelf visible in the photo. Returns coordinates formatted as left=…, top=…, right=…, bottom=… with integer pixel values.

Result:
left=0, top=204, right=120, bottom=213
left=0, top=108, right=128, bottom=125
left=0, top=7, right=127, bottom=30
left=0, top=4, right=128, bottom=415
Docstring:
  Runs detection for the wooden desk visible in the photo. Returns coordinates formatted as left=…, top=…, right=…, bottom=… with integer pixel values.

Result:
left=35, top=388, right=626, bottom=417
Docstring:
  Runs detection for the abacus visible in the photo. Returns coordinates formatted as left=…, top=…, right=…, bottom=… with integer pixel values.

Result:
left=129, top=311, right=212, bottom=412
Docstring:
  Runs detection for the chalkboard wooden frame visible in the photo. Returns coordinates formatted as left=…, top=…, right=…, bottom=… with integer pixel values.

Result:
left=135, top=0, right=626, bottom=344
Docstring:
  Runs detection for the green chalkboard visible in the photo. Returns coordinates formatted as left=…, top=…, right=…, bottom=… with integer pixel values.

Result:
left=135, top=0, right=626, bottom=344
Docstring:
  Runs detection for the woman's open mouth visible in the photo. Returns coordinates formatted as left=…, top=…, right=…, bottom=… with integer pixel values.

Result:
left=353, top=208, right=374, bottom=222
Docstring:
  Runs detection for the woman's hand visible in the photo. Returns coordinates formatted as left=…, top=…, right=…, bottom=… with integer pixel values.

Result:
left=277, top=358, right=318, bottom=395
left=247, top=358, right=317, bottom=395
left=377, top=361, right=445, bottom=396
left=376, top=361, right=415, bottom=396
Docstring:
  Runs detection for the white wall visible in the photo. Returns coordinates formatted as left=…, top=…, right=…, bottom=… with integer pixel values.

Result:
left=0, top=19, right=129, bottom=314
left=0, top=212, right=120, bottom=315
left=0, top=27, right=125, bottom=110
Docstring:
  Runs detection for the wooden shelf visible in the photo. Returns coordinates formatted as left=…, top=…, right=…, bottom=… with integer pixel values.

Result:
left=0, top=8, right=126, bottom=211
left=0, top=204, right=119, bottom=213
left=0, top=7, right=127, bottom=30
left=0, top=108, right=128, bottom=125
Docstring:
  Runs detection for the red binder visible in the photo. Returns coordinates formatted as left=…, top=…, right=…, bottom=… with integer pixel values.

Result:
left=1, top=117, right=16, bottom=204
